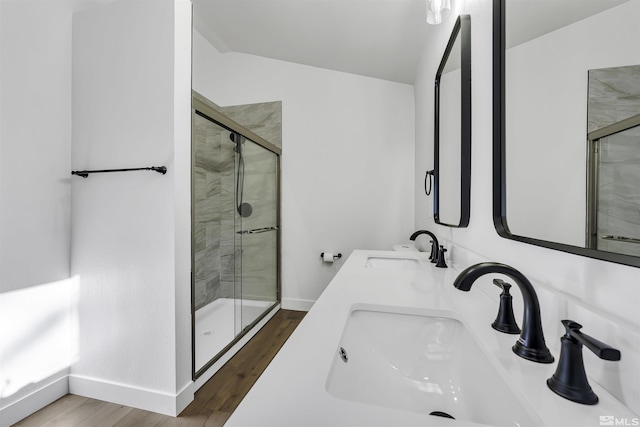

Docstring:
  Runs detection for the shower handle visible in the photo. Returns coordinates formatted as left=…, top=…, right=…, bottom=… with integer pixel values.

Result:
left=236, top=226, right=279, bottom=235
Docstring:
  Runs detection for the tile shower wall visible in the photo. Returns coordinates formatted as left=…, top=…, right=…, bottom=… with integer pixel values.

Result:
left=222, top=102, right=281, bottom=303
left=221, top=102, right=282, bottom=149
left=237, top=142, right=279, bottom=301
left=193, top=100, right=282, bottom=310
left=193, top=114, right=225, bottom=310
left=588, top=65, right=640, bottom=132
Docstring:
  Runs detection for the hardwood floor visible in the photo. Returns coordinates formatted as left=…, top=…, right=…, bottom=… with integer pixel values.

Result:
left=14, top=309, right=306, bottom=427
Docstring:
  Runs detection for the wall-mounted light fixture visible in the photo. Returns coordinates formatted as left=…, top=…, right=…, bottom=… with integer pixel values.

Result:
left=426, top=0, right=451, bottom=24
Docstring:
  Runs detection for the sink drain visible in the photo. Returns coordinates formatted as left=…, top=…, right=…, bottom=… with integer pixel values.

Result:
left=429, top=411, right=455, bottom=420
left=338, top=347, right=348, bottom=363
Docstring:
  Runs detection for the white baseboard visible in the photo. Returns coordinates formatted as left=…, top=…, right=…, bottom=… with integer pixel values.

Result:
left=2, top=374, right=194, bottom=423
left=0, top=375, right=68, bottom=427
left=3, top=301, right=287, bottom=424
left=175, top=381, right=194, bottom=415
left=281, top=298, right=314, bottom=311
left=68, top=374, right=192, bottom=417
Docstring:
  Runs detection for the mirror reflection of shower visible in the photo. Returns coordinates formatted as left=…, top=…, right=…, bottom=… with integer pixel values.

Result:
left=587, top=116, right=640, bottom=257
left=586, top=65, right=640, bottom=258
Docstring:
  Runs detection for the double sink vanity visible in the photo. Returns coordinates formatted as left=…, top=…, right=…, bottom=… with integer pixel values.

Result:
left=226, top=248, right=634, bottom=426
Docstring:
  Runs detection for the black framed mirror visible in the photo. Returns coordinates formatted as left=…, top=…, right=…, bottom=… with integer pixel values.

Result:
left=434, top=15, right=471, bottom=227
left=493, top=0, right=640, bottom=267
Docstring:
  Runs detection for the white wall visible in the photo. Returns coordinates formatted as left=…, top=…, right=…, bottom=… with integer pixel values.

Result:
left=0, top=0, right=72, bottom=291
left=172, top=0, right=193, bottom=411
left=0, top=2, right=76, bottom=425
left=414, top=0, right=640, bottom=414
left=193, top=32, right=416, bottom=309
left=70, top=0, right=192, bottom=416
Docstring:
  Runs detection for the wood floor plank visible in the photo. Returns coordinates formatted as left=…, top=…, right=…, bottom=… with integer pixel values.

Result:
left=111, top=407, right=169, bottom=427
left=14, top=395, right=90, bottom=427
left=75, top=402, right=133, bottom=427
left=11, top=309, right=305, bottom=427
left=40, top=397, right=108, bottom=426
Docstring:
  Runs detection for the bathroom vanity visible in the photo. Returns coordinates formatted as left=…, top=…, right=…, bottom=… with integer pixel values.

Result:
left=225, top=250, right=636, bottom=426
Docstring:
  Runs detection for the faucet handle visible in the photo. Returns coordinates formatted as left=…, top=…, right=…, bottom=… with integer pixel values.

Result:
left=491, top=279, right=521, bottom=334
left=492, top=278, right=511, bottom=292
left=435, top=246, right=448, bottom=268
left=547, top=319, right=621, bottom=405
left=561, top=320, right=621, bottom=361
left=429, top=240, right=439, bottom=262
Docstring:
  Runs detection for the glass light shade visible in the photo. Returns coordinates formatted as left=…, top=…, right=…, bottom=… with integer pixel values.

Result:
left=426, top=0, right=451, bottom=24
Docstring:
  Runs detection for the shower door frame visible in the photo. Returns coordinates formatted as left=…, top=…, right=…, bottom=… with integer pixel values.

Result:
left=191, top=92, right=282, bottom=380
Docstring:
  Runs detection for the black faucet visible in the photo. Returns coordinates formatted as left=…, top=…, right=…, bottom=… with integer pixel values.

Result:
left=453, top=262, right=554, bottom=363
left=547, top=320, right=621, bottom=405
left=409, top=230, right=439, bottom=263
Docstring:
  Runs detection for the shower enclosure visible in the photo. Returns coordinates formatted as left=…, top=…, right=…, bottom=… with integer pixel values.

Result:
left=192, top=95, right=280, bottom=377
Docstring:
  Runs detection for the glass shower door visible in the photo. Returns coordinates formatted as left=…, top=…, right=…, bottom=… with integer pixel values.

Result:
left=235, top=136, right=279, bottom=332
left=192, top=113, right=237, bottom=373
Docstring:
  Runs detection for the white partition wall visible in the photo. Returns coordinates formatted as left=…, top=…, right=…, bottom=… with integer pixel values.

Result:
left=70, top=0, right=192, bottom=417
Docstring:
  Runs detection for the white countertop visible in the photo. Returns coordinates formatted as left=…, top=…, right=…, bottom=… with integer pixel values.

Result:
left=226, top=250, right=637, bottom=427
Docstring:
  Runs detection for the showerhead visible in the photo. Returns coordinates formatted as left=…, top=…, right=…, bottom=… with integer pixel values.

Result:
left=229, top=133, right=242, bottom=153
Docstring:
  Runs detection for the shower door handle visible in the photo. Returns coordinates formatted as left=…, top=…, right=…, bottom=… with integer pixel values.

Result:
left=237, top=226, right=279, bottom=235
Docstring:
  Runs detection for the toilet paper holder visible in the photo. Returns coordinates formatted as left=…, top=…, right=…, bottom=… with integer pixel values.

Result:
left=320, top=252, right=342, bottom=260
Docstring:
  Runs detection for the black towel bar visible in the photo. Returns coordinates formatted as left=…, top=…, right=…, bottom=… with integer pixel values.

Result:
left=71, top=166, right=167, bottom=178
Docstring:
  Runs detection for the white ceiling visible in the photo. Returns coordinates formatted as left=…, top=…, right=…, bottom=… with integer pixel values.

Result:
left=506, top=0, right=628, bottom=48
left=192, top=0, right=436, bottom=85
left=192, top=0, right=630, bottom=86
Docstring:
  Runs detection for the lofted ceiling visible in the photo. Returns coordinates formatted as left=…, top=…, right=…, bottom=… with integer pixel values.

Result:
left=192, top=0, right=629, bottom=85
left=192, top=0, right=436, bottom=85
left=506, top=0, right=628, bottom=48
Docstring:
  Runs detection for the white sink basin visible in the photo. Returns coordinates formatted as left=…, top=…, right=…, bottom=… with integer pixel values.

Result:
left=326, top=305, right=542, bottom=427
left=365, top=256, right=419, bottom=270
